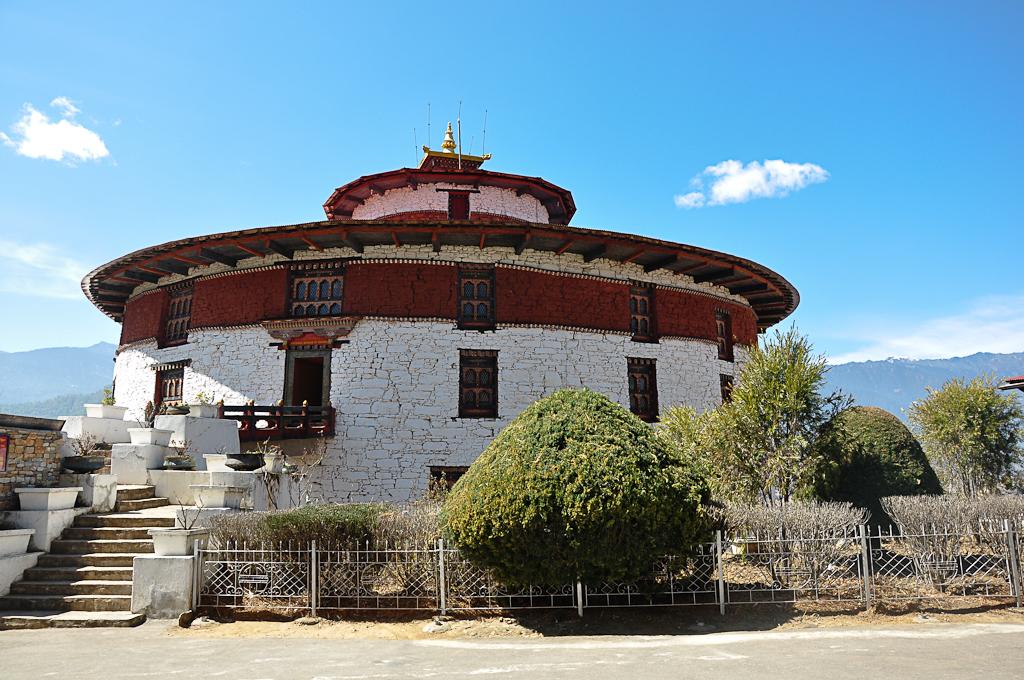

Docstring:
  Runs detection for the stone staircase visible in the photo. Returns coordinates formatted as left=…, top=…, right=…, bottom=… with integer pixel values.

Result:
left=0, top=485, right=175, bottom=629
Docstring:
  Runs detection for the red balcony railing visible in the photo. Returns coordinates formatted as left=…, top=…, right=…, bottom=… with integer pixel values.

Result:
left=218, top=403, right=335, bottom=441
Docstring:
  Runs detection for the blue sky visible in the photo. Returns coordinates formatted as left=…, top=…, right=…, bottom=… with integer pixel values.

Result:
left=1, top=1, right=1021, bottom=361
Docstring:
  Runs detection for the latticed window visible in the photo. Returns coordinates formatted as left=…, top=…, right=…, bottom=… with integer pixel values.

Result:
left=630, top=284, right=655, bottom=342
left=163, top=285, right=192, bottom=346
left=716, top=309, right=734, bottom=361
left=429, top=465, right=469, bottom=492
left=290, top=262, right=344, bottom=317
left=459, top=349, right=498, bottom=418
left=458, top=267, right=495, bottom=329
left=156, top=367, right=184, bottom=407
left=627, top=357, right=658, bottom=422
left=720, top=374, right=734, bottom=403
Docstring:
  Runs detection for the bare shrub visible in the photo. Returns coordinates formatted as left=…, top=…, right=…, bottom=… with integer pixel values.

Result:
left=881, top=494, right=1024, bottom=533
left=716, top=499, right=869, bottom=539
left=371, top=497, right=441, bottom=547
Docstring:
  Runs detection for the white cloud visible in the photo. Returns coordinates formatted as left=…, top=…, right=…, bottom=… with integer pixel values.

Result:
left=0, top=240, right=89, bottom=300
left=830, top=295, right=1024, bottom=364
left=674, top=159, right=828, bottom=208
left=0, top=98, right=109, bottom=163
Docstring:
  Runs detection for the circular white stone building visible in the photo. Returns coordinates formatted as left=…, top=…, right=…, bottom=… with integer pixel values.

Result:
left=84, top=128, right=798, bottom=501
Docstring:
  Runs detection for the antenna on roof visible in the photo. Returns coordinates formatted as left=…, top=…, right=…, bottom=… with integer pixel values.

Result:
left=413, top=127, right=418, bottom=166
left=457, top=100, right=463, bottom=170
left=482, top=109, right=488, bottom=157
left=469, top=135, right=475, bottom=156
left=426, top=102, right=431, bottom=150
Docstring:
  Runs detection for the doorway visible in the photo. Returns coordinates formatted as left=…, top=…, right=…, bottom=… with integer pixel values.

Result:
left=284, top=348, right=331, bottom=406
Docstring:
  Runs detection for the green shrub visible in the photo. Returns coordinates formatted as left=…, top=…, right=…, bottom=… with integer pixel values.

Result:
left=441, top=388, right=711, bottom=586
left=815, top=406, right=942, bottom=524
left=209, top=503, right=388, bottom=545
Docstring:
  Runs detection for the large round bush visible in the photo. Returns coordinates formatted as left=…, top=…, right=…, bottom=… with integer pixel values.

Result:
left=816, top=406, right=942, bottom=523
left=441, top=388, right=710, bottom=585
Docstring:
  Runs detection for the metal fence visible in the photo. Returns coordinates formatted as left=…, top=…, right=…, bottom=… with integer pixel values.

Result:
left=194, top=523, right=1024, bottom=616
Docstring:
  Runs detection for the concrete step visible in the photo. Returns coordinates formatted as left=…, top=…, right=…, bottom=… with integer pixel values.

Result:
left=0, top=611, right=144, bottom=630
left=50, top=539, right=154, bottom=555
left=74, top=513, right=176, bottom=529
left=0, top=594, right=132, bottom=612
left=116, top=484, right=157, bottom=502
left=10, top=580, right=132, bottom=597
left=115, top=497, right=171, bottom=512
left=63, top=526, right=153, bottom=541
left=37, top=553, right=137, bottom=568
left=22, top=566, right=134, bottom=582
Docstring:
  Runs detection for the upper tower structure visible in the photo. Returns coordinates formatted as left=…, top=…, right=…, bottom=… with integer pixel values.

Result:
left=322, top=124, right=575, bottom=225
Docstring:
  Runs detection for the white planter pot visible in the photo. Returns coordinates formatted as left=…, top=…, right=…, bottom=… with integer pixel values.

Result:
left=203, top=454, right=230, bottom=472
left=149, top=528, right=209, bottom=557
left=0, top=529, right=35, bottom=557
left=15, top=487, right=83, bottom=511
left=84, top=404, right=129, bottom=420
left=188, top=404, right=219, bottom=419
left=127, top=428, right=174, bottom=447
left=189, top=484, right=246, bottom=509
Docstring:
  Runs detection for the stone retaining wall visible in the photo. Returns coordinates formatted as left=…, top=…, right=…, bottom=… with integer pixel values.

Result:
left=0, top=424, right=64, bottom=511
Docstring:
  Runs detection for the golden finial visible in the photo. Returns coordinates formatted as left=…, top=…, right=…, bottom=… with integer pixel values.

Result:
left=441, top=122, right=456, bottom=153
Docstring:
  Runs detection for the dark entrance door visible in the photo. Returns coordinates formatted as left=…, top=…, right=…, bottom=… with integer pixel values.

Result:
left=284, top=349, right=331, bottom=406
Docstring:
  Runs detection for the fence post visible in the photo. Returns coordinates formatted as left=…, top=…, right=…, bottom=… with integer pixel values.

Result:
left=1004, top=521, right=1022, bottom=608
left=310, top=539, right=318, bottom=618
left=438, top=538, right=447, bottom=617
left=715, top=530, right=726, bottom=616
left=575, top=580, right=584, bottom=617
left=858, top=524, right=872, bottom=609
left=191, top=538, right=201, bottom=612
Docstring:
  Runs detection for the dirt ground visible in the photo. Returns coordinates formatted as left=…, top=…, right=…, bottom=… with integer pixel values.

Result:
left=168, top=600, right=1024, bottom=640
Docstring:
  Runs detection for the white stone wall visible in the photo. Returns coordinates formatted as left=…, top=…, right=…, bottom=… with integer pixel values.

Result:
left=114, top=320, right=747, bottom=503
left=351, top=183, right=550, bottom=223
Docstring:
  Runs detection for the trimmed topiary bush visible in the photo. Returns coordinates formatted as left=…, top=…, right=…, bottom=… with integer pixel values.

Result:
left=815, top=406, right=942, bottom=524
left=441, top=388, right=711, bottom=586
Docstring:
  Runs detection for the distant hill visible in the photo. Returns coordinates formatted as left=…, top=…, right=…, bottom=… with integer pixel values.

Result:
left=0, top=389, right=107, bottom=419
left=824, top=352, right=1024, bottom=419
left=0, top=342, right=115, bottom=403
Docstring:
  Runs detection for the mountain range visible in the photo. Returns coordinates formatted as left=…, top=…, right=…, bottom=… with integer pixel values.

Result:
left=0, top=342, right=1020, bottom=420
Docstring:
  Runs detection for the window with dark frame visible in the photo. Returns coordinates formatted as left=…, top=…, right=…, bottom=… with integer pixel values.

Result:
left=448, top=191, right=470, bottom=220
left=458, top=267, right=495, bottom=330
left=163, top=284, right=193, bottom=346
left=630, top=284, right=656, bottom=342
left=429, top=465, right=469, bottom=492
left=720, top=374, right=734, bottom=403
left=716, top=309, right=734, bottom=361
left=290, top=261, right=344, bottom=318
left=155, top=367, right=184, bottom=407
left=459, top=349, right=498, bottom=418
left=627, top=357, right=659, bottom=422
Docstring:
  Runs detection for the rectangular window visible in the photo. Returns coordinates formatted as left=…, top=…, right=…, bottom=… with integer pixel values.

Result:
left=290, top=261, right=344, bottom=318
left=720, top=374, right=734, bottom=403
left=448, top=191, right=470, bottom=220
left=716, top=309, right=734, bottom=361
left=630, top=284, right=656, bottom=342
left=155, top=367, right=184, bottom=408
left=163, top=285, right=193, bottom=346
left=429, top=465, right=469, bottom=492
left=458, top=267, right=495, bottom=330
left=459, top=349, right=498, bottom=418
left=627, top=357, right=659, bottom=422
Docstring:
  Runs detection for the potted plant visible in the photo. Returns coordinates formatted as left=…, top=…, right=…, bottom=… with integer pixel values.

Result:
left=188, top=392, right=219, bottom=419
left=84, top=388, right=129, bottom=420
left=0, top=518, right=34, bottom=557
left=149, top=498, right=209, bottom=556
left=163, top=440, right=196, bottom=471
left=61, top=434, right=107, bottom=473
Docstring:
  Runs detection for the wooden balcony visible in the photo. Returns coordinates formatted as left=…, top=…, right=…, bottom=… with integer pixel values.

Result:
left=219, top=403, right=335, bottom=441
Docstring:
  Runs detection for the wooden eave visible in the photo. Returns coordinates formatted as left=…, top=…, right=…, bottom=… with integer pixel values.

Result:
left=82, top=219, right=799, bottom=328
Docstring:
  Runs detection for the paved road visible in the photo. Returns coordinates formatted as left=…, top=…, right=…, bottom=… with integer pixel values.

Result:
left=2, top=622, right=1024, bottom=679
